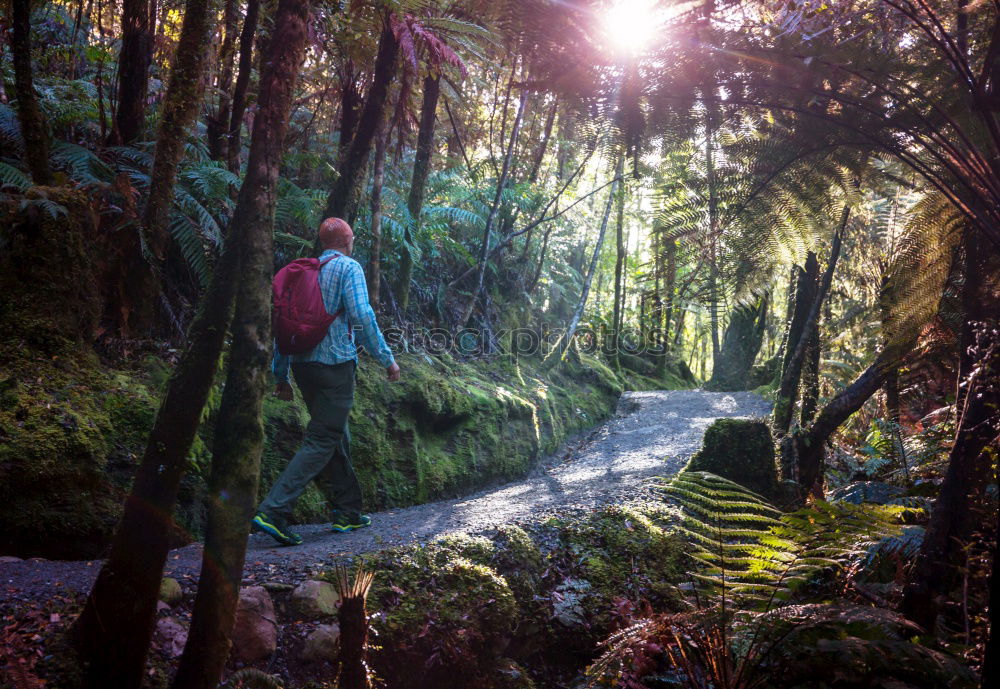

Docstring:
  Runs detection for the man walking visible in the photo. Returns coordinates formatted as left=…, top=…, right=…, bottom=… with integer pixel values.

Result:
left=253, top=217, right=401, bottom=546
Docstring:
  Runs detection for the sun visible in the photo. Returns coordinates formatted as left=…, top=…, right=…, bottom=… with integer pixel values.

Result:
left=603, top=0, right=661, bottom=57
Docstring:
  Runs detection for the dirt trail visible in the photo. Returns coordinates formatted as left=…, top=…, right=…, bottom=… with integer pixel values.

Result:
left=1, top=390, right=770, bottom=601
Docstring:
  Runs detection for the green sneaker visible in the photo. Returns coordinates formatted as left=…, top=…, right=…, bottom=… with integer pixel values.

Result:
left=252, top=512, right=303, bottom=546
left=331, top=512, right=372, bottom=533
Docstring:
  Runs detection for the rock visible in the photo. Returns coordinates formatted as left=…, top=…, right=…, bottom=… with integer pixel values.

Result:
left=230, top=586, right=277, bottom=664
left=158, top=577, right=183, bottom=606
left=261, top=581, right=294, bottom=592
left=290, top=579, right=340, bottom=619
left=299, top=623, right=340, bottom=664
left=154, top=617, right=188, bottom=658
left=0, top=556, right=23, bottom=563
left=687, top=418, right=779, bottom=501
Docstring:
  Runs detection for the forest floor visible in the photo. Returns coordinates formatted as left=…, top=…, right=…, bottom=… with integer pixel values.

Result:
left=1, top=389, right=770, bottom=602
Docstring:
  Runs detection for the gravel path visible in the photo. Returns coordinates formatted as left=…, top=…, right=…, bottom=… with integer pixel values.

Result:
left=1, top=390, right=770, bottom=602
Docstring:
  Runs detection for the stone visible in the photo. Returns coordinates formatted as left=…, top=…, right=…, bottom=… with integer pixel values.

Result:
left=262, top=581, right=294, bottom=592
left=158, top=577, right=183, bottom=606
left=230, top=586, right=277, bottom=664
left=299, top=623, right=341, bottom=664
left=290, top=579, right=340, bottom=619
left=687, top=418, right=779, bottom=501
left=0, top=556, right=23, bottom=563
left=154, top=617, right=188, bottom=658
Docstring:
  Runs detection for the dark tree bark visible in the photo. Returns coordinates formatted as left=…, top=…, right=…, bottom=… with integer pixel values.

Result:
left=782, top=348, right=897, bottom=498
left=774, top=208, right=848, bottom=436
left=73, top=237, right=241, bottom=689
left=129, top=0, right=219, bottom=333
left=706, top=294, right=769, bottom=391
left=337, top=63, right=363, bottom=164
left=799, top=319, right=821, bottom=425
left=397, top=73, right=440, bottom=312
left=10, top=0, right=52, bottom=185
left=226, top=0, right=260, bottom=172
left=207, top=0, right=240, bottom=159
left=902, top=234, right=999, bottom=631
left=170, top=1, right=311, bottom=684
left=368, top=112, right=388, bottom=307
left=324, top=18, right=398, bottom=223
left=110, top=0, right=153, bottom=144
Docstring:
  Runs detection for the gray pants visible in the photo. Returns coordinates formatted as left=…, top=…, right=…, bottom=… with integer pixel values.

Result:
left=258, top=361, right=362, bottom=521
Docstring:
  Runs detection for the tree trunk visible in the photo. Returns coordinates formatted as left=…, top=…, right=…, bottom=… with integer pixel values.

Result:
left=706, top=294, right=769, bottom=391
left=10, top=0, right=52, bottom=185
left=397, top=73, right=440, bottom=312
left=207, top=0, right=239, bottom=159
left=169, top=2, right=310, bottom=684
left=773, top=208, right=848, bottom=435
left=543, top=159, right=621, bottom=370
left=110, top=0, right=153, bottom=144
left=73, top=238, right=241, bottom=689
left=455, top=89, right=526, bottom=328
left=368, top=113, right=388, bottom=307
left=324, top=18, right=398, bottom=224
left=226, top=0, right=260, bottom=173
left=129, top=0, right=218, bottom=334
left=704, top=91, right=720, bottom=365
left=338, top=66, right=363, bottom=164
left=799, top=318, right=821, bottom=425
left=611, top=172, right=626, bottom=370
left=783, top=348, right=897, bottom=497
left=902, top=233, right=998, bottom=631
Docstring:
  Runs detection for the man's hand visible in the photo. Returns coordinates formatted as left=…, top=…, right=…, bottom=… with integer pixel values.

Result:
left=274, top=381, right=294, bottom=401
left=386, top=361, right=401, bottom=382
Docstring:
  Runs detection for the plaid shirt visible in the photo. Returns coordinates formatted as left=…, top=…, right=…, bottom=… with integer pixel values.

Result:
left=273, top=249, right=395, bottom=382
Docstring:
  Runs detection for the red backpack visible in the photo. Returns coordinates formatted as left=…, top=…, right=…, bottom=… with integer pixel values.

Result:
left=272, top=256, right=345, bottom=355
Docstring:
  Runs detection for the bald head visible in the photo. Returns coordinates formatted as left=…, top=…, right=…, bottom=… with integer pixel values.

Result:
left=319, top=217, right=354, bottom=254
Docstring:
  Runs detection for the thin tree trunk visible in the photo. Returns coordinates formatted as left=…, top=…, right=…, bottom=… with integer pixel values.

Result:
left=110, top=0, right=153, bottom=144
left=902, top=233, right=997, bottom=631
left=129, top=0, right=218, bottom=334
left=170, top=1, right=311, bottom=684
left=455, top=89, right=526, bottom=328
left=983, top=488, right=1000, bottom=689
left=324, top=18, right=398, bottom=223
left=543, top=159, right=621, bottom=370
left=73, top=237, right=241, bottom=689
left=397, top=73, right=440, bottom=311
left=704, top=90, right=720, bottom=365
left=611, top=173, right=626, bottom=370
left=10, top=0, right=52, bottom=185
left=368, top=113, right=388, bottom=307
left=773, top=207, right=848, bottom=435
left=783, top=348, right=897, bottom=498
left=208, top=0, right=239, bottom=160
left=226, top=0, right=260, bottom=172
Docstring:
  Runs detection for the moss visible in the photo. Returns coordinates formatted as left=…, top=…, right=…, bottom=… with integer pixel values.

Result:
left=687, top=418, right=779, bottom=501
left=360, top=540, right=520, bottom=687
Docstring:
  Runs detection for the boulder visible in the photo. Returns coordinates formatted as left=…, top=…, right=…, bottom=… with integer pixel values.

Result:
left=299, top=623, right=341, bottom=664
left=290, top=579, right=340, bottom=619
left=158, top=577, right=183, bottom=606
left=230, top=586, right=277, bottom=664
left=154, top=617, right=188, bottom=658
left=687, top=418, right=779, bottom=501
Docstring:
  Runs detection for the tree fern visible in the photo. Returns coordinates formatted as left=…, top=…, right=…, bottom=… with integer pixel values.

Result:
left=0, top=162, right=31, bottom=192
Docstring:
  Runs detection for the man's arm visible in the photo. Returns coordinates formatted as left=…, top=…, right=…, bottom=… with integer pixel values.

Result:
left=342, top=262, right=398, bottom=378
left=272, top=349, right=293, bottom=399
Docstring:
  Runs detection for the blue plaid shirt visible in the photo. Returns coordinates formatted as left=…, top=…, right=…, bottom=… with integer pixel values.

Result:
left=273, top=249, right=395, bottom=382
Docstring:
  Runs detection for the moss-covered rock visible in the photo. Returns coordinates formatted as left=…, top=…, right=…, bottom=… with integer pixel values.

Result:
left=687, top=418, right=779, bottom=501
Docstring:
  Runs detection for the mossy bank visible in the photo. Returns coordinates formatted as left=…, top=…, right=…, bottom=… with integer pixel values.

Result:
left=0, top=336, right=688, bottom=558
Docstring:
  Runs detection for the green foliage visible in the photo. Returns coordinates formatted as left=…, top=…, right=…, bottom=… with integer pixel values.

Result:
left=687, top=418, right=779, bottom=500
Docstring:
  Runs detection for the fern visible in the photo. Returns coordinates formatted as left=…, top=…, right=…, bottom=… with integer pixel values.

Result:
left=0, top=162, right=31, bottom=192
left=223, top=668, right=283, bottom=689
